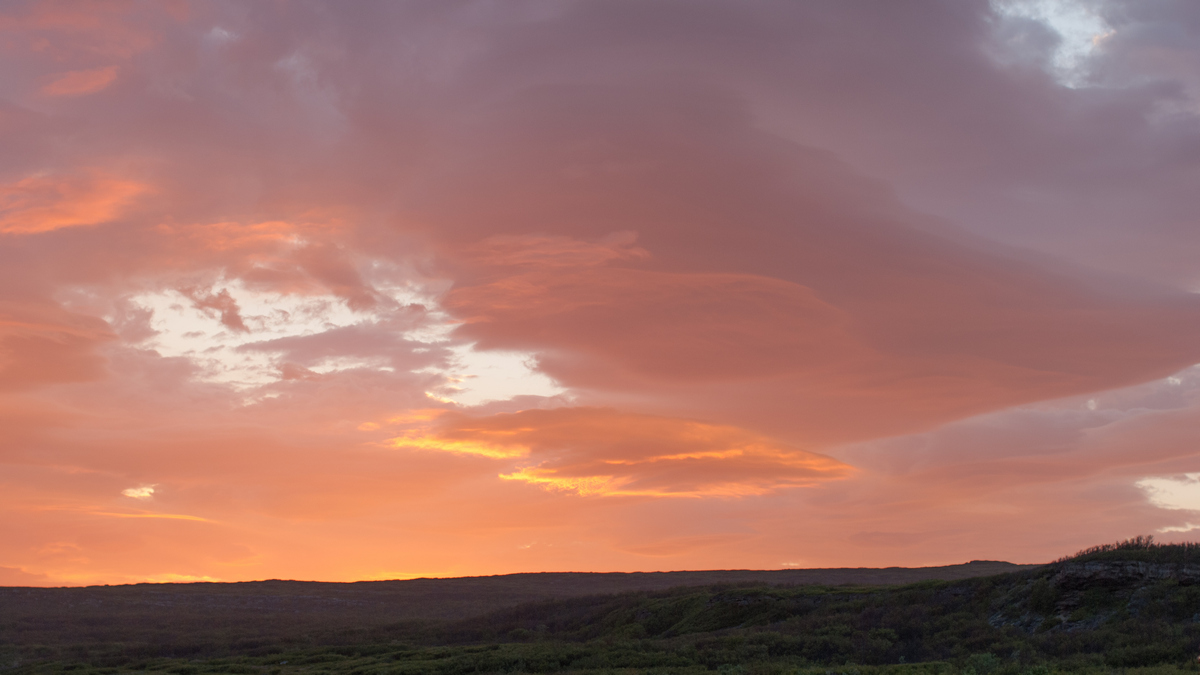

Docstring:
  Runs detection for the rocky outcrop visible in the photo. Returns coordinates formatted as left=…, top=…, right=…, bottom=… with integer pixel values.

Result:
left=988, top=559, right=1200, bottom=634
left=1051, top=561, right=1200, bottom=590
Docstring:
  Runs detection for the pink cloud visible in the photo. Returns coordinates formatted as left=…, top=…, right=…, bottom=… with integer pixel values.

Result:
left=0, top=301, right=114, bottom=390
left=431, top=104, right=1200, bottom=441
left=40, top=65, right=117, bottom=97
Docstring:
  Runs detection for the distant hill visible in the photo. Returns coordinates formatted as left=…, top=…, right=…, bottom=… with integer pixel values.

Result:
left=0, top=560, right=1035, bottom=624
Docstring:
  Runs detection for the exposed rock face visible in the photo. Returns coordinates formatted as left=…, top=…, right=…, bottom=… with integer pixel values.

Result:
left=1052, top=561, right=1200, bottom=590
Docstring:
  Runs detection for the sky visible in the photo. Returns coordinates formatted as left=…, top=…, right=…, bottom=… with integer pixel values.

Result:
left=2, top=0, right=1200, bottom=586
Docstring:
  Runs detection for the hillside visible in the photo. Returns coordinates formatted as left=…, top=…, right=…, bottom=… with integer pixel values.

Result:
left=0, top=560, right=1030, bottom=623
left=3, top=541, right=1200, bottom=674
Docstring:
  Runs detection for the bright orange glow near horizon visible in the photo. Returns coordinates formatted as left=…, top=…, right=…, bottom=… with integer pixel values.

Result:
left=3, top=0, right=1200, bottom=587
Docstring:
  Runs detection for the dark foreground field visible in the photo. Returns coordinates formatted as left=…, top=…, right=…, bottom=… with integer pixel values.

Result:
left=3, top=540, right=1200, bottom=675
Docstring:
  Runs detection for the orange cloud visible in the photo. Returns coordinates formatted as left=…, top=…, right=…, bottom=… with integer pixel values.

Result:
left=392, top=407, right=853, bottom=497
left=0, top=172, right=146, bottom=234
left=40, top=65, right=117, bottom=96
left=32, top=504, right=217, bottom=524
left=391, top=433, right=530, bottom=460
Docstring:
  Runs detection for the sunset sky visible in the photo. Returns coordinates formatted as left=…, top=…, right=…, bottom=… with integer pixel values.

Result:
left=3, top=0, right=1200, bottom=586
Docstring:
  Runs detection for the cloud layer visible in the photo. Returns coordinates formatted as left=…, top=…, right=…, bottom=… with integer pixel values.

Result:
left=2, top=0, right=1200, bottom=584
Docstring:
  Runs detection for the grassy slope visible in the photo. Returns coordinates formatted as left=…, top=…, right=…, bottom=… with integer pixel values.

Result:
left=0, top=563, right=1034, bottom=658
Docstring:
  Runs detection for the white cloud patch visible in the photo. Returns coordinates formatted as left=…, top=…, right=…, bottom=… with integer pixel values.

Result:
left=435, top=344, right=565, bottom=406
left=991, top=0, right=1114, bottom=87
left=126, top=279, right=424, bottom=388
left=120, top=276, right=562, bottom=406
left=1138, top=473, right=1200, bottom=512
left=206, top=27, right=236, bottom=44
left=1158, top=522, right=1200, bottom=534
left=122, top=486, right=155, bottom=500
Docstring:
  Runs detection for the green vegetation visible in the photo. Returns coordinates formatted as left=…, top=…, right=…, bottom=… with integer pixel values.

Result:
left=1057, top=536, right=1200, bottom=565
left=4, top=540, right=1200, bottom=675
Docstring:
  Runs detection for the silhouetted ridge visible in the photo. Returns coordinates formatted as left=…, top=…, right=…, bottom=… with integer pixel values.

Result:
left=1056, top=535, right=1200, bottom=565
